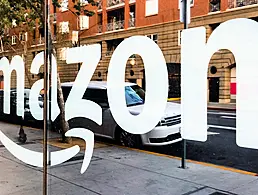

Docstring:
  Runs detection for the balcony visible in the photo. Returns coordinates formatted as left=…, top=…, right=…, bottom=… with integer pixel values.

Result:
left=107, top=20, right=124, bottom=31
left=228, top=0, right=258, bottom=8
left=98, top=25, right=103, bottom=33
left=107, top=0, right=125, bottom=7
left=129, top=18, right=135, bottom=28
left=31, top=37, right=45, bottom=46
left=209, top=0, right=221, bottom=12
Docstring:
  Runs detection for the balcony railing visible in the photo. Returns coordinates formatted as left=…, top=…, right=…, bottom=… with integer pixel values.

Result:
left=98, top=25, right=103, bottom=33
left=31, top=37, right=45, bottom=45
left=97, top=0, right=102, bottom=9
left=228, top=0, right=258, bottom=8
left=209, top=0, right=221, bottom=12
left=51, top=13, right=57, bottom=21
left=107, top=20, right=124, bottom=31
left=129, top=18, right=135, bottom=28
left=107, top=0, right=125, bottom=7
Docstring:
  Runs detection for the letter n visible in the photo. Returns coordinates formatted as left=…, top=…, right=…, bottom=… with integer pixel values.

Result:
left=0, top=56, right=24, bottom=116
left=181, top=18, right=258, bottom=149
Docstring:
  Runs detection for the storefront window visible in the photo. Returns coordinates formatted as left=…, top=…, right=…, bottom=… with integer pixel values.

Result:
left=2, top=0, right=258, bottom=195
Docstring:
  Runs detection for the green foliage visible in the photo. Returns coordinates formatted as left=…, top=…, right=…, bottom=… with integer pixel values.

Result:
left=0, top=0, right=97, bottom=36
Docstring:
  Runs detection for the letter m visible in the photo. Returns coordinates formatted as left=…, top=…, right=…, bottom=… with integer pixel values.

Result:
left=181, top=18, right=258, bottom=149
left=0, top=56, right=24, bottom=116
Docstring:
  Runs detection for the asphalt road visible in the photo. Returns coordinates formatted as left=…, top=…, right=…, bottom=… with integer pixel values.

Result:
left=148, top=109, right=258, bottom=174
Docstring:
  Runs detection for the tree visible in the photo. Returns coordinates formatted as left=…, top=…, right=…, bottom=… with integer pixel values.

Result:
left=0, top=0, right=98, bottom=142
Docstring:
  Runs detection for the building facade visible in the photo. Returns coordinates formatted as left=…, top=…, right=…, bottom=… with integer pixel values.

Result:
left=1, top=0, right=258, bottom=103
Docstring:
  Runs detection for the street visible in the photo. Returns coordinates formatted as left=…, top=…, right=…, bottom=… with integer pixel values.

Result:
left=148, top=109, right=258, bottom=174
left=1, top=108, right=258, bottom=174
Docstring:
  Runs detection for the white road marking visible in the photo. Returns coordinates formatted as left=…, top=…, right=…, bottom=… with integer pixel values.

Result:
left=208, top=125, right=236, bottom=130
left=207, top=131, right=220, bottom=135
left=221, top=116, right=236, bottom=119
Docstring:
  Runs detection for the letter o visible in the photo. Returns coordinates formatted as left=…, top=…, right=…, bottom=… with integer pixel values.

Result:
left=107, top=36, right=168, bottom=134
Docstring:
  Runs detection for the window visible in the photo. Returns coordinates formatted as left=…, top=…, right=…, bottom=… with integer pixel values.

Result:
left=11, top=35, right=16, bottom=45
left=60, top=0, right=68, bottom=12
left=210, top=0, right=220, bottom=11
left=33, top=28, right=36, bottom=40
left=32, top=51, right=37, bottom=58
left=54, top=24, right=57, bottom=37
left=145, top=0, right=158, bottom=16
left=12, top=20, right=17, bottom=27
left=178, top=30, right=182, bottom=46
left=125, top=86, right=144, bottom=107
left=106, top=38, right=124, bottom=56
left=178, top=0, right=194, bottom=9
left=80, top=0, right=89, bottom=5
left=59, top=21, right=69, bottom=34
left=39, top=27, right=44, bottom=44
left=147, top=34, right=158, bottom=44
left=19, top=32, right=28, bottom=41
left=83, top=89, right=109, bottom=107
left=79, top=15, right=89, bottom=30
left=61, top=86, right=72, bottom=102
left=4, top=28, right=9, bottom=35
left=58, top=47, right=68, bottom=60
left=72, top=31, right=79, bottom=46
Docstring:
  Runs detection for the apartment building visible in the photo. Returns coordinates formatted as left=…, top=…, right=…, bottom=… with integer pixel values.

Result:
left=1, top=0, right=258, bottom=103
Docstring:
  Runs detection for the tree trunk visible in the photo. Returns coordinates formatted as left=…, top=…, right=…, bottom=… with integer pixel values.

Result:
left=56, top=72, right=71, bottom=143
left=48, top=31, right=71, bottom=143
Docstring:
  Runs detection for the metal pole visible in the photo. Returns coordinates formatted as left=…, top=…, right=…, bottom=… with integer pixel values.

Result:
left=77, top=17, right=81, bottom=71
left=181, top=0, right=188, bottom=169
left=43, top=0, right=49, bottom=194
left=78, top=37, right=80, bottom=70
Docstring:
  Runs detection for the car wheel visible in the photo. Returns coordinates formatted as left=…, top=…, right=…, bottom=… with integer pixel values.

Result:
left=116, top=127, right=142, bottom=148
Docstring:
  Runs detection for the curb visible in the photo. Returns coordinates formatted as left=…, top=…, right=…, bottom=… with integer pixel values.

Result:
left=168, top=97, right=181, bottom=101
left=119, top=145, right=258, bottom=176
left=168, top=100, right=236, bottom=111
left=208, top=106, right=236, bottom=111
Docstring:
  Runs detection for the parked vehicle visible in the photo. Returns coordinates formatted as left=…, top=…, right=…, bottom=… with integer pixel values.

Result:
left=0, top=89, right=43, bottom=124
left=0, top=82, right=182, bottom=148
left=52, top=81, right=182, bottom=148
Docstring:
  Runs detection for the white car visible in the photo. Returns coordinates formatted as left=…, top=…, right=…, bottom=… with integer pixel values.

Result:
left=54, top=81, right=182, bottom=147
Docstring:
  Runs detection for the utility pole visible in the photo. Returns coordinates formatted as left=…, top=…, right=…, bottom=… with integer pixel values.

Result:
left=180, top=0, right=190, bottom=169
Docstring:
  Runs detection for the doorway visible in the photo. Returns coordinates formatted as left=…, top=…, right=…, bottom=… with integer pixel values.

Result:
left=0, top=75, right=3, bottom=89
left=209, top=77, right=220, bottom=102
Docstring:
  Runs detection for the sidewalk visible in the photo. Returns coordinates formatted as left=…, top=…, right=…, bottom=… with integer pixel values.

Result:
left=1, top=122, right=257, bottom=195
left=169, top=100, right=236, bottom=111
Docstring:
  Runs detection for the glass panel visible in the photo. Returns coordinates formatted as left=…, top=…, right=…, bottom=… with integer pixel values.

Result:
left=2, top=0, right=258, bottom=194
left=0, top=0, right=46, bottom=194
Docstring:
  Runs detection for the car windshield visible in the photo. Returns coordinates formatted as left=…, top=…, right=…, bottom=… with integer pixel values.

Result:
left=125, top=85, right=145, bottom=107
